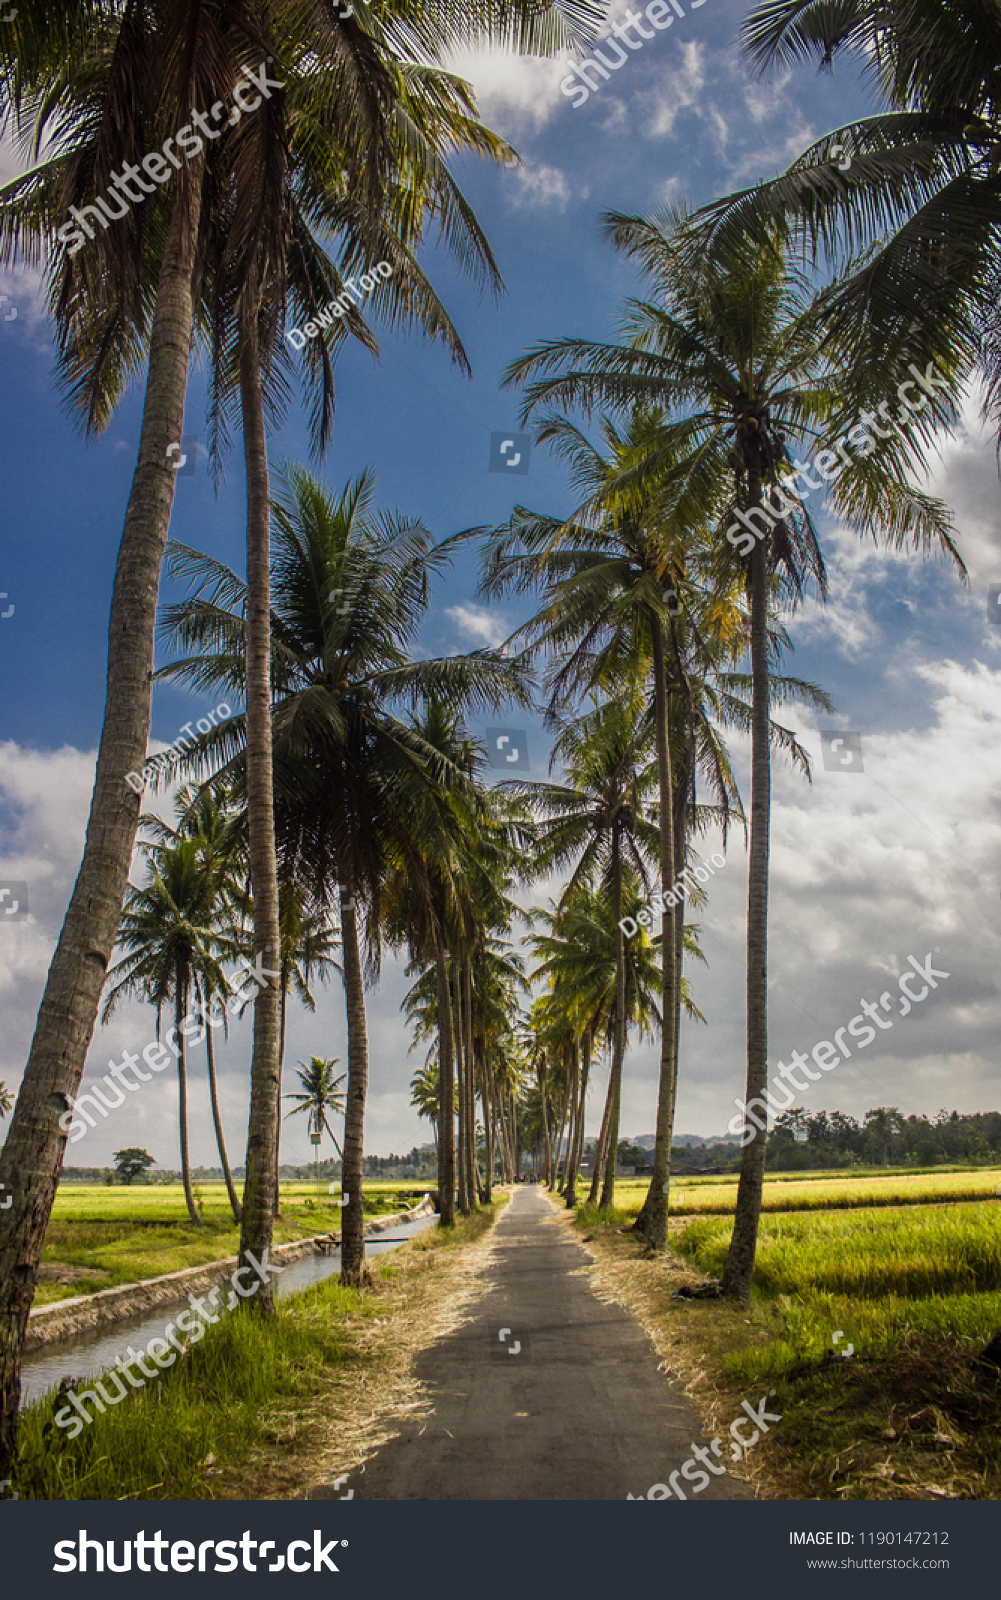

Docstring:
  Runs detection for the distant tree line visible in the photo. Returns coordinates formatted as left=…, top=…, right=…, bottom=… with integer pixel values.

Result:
left=767, top=1108, right=1001, bottom=1170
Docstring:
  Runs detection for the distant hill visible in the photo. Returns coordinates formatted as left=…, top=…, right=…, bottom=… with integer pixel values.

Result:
left=630, top=1132, right=729, bottom=1148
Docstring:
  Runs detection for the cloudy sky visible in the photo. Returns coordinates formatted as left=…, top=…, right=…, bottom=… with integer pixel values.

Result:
left=2, top=0, right=1000, bottom=1169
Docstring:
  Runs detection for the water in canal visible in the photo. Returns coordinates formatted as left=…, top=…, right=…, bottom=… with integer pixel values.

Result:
left=21, top=1211, right=437, bottom=1408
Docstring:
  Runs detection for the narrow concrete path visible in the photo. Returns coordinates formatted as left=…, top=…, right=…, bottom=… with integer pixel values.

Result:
left=311, top=1185, right=755, bottom=1501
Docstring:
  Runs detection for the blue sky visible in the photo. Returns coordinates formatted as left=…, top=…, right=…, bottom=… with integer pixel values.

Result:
left=3, top=0, right=1001, bottom=1168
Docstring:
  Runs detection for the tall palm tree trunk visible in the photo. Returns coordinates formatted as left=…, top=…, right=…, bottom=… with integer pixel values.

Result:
left=636, top=614, right=678, bottom=1248
left=453, top=961, right=468, bottom=1214
left=273, top=981, right=288, bottom=1216
left=588, top=1055, right=614, bottom=1205
left=463, top=963, right=478, bottom=1202
left=482, top=1046, right=494, bottom=1202
left=236, top=277, right=282, bottom=1310
left=434, top=921, right=456, bottom=1225
left=339, top=884, right=370, bottom=1283
left=552, top=1075, right=571, bottom=1192
left=559, top=1055, right=576, bottom=1194
left=722, top=524, right=771, bottom=1301
left=0, top=160, right=206, bottom=1478
left=206, top=1006, right=241, bottom=1222
left=599, top=829, right=626, bottom=1211
left=175, top=968, right=202, bottom=1227
left=566, top=1035, right=590, bottom=1209
left=539, top=1066, right=552, bottom=1187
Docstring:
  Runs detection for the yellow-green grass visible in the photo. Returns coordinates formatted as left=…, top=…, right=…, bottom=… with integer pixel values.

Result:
left=35, top=1180, right=430, bottom=1306
left=12, top=1202, right=501, bottom=1501
left=607, top=1167, right=1001, bottom=1218
left=574, top=1182, right=1001, bottom=1498
left=670, top=1205, right=1001, bottom=1498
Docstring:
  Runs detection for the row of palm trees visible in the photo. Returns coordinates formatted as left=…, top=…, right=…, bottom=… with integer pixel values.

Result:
left=0, top=0, right=602, bottom=1474
left=1, top=0, right=992, bottom=1484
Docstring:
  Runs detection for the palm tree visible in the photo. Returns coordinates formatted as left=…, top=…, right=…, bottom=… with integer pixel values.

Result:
left=529, top=881, right=702, bottom=1197
left=514, top=695, right=660, bottom=1210
left=409, top=1060, right=440, bottom=1149
left=688, top=0, right=992, bottom=416
left=503, top=206, right=959, bottom=1292
left=155, top=464, right=529, bottom=1279
left=144, top=785, right=248, bottom=1222
left=285, top=1056, right=346, bottom=1200
left=101, top=833, right=244, bottom=1226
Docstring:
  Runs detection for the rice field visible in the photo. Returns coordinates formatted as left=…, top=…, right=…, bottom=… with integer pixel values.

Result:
left=612, top=1166, right=1001, bottom=1216
left=34, top=1180, right=430, bottom=1306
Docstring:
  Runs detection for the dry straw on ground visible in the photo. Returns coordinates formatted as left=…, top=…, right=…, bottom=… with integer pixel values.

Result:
left=227, top=1201, right=507, bottom=1500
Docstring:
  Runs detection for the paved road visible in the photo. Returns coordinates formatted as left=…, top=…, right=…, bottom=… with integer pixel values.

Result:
left=311, top=1184, right=755, bottom=1501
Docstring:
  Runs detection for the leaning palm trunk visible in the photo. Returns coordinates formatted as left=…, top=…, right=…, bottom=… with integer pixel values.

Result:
left=434, top=922, right=456, bottom=1225
left=635, top=614, right=679, bottom=1248
left=206, top=1007, right=241, bottom=1222
left=175, top=972, right=202, bottom=1227
left=722, top=524, right=771, bottom=1301
left=339, top=885, right=370, bottom=1283
left=0, top=161, right=205, bottom=1478
left=236, top=279, right=283, bottom=1310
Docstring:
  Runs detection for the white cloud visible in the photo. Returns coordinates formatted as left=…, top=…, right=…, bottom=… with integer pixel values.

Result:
left=507, top=161, right=572, bottom=211
left=642, top=39, right=706, bottom=138
left=445, top=48, right=571, bottom=134
left=444, top=603, right=510, bottom=647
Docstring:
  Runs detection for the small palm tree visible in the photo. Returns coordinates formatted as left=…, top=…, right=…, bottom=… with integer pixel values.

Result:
left=285, top=1057, right=346, bottom=1201
left=409, top=1061, right=440, bottom=1149
left=145, top=785, right=249, bottom=1223
left=102, top=835, right=243, bottom=1227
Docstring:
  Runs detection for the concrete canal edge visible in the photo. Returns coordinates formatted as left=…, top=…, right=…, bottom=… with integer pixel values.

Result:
left=26, top=1195, right=434, bottom=1352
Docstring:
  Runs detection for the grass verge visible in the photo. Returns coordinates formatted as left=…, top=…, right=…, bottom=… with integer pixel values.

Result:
left=561, top=1196, right=1001, bottom=1500
left=13, top=1199, right=505, bottom=1500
